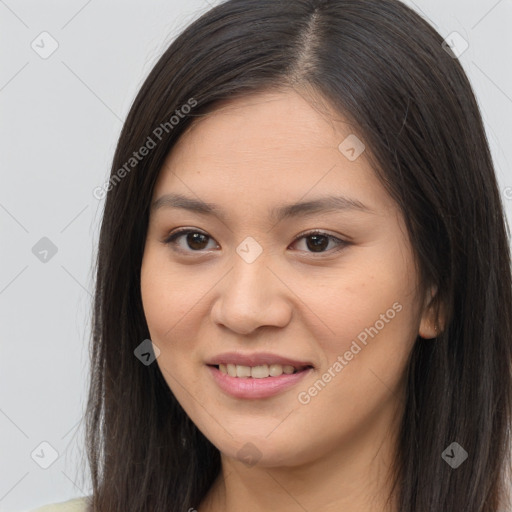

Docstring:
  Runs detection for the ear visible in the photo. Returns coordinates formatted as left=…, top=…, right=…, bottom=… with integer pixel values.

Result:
left=418, top=284, right=444, bottom=339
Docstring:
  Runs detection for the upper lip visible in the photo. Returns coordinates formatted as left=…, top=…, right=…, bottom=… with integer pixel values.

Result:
left=205, top=352, right=314, bottom=369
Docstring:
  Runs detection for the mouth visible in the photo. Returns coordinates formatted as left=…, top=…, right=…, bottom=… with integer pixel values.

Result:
left=205, top=352, right=315, bottom=398
left=208, top=363, right=313, bottom=378
left=206, top=361, right=314, bottom=399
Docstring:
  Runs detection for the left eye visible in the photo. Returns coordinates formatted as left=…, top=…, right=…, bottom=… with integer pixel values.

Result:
left=292, top=230, right=348, bottom=253
left=163, top=229, right=348, bottom=255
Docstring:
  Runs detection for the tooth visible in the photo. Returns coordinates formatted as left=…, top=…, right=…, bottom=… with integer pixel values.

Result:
left=236, top=365, right=252, bottom=378
left=269, top=364, right=284, bottom=377
left=219, top=363, right=301, bottom=378
left=251, top=364, right=270, bottom=378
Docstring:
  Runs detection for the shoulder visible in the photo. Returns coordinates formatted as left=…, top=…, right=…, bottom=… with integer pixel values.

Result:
left=27, top=496, right=91, bottom=512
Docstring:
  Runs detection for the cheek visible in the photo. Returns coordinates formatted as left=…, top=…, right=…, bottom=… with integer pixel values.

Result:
left=302, top=248, right=421, bottom=419
left=140, top=249, right=201, bottom=341
left=140, top=255, right=198, bottom=399
left=140, top=264, right=173, bottom=340
left=140, top=247, right=213, bottom=398
left=306, top=252, right=417, bottom=348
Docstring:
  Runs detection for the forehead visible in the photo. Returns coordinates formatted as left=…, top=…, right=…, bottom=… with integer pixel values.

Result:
left=172, top=88, right=352, bottom=155
left=152, top=89, right=396, bottom=217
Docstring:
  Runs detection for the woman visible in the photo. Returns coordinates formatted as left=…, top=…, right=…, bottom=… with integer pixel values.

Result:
left=32, top=0, right=512, bottom=510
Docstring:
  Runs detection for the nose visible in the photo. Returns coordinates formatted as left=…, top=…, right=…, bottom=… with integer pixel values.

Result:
left=210, top=256, right=293, bottom=335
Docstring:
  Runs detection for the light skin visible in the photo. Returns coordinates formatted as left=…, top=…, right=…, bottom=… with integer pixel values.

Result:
left=140, top=88, right=442, bottom=512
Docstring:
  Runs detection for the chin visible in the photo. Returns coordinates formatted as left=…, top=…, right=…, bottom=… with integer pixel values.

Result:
left=208, top=431, right=315, bottom=469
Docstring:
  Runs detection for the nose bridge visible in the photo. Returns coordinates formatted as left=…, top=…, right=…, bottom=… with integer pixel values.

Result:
left=231, top=250, right=270, bottom=303
left=212, top=243, right=291, bottom=334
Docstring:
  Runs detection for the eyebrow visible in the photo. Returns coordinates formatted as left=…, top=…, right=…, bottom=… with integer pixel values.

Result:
left=150, top=192, right=375, bottom=223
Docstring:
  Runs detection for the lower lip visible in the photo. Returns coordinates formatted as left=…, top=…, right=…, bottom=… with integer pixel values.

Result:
left=207, top=365, right=313, bottom=399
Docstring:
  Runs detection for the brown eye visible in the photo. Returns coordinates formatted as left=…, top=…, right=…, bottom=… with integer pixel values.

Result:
left=164, top=229, right=217, bottom=252
left=291, top=230, right=348, bottom=254
left=304, top=234, right=330, bottom=252
left=163, top=228, right=348, bottom=256
left=184, top=232, right=210, bottom=250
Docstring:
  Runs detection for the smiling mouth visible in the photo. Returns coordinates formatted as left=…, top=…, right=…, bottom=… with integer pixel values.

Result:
left=209, top=363, right=313, bottom=378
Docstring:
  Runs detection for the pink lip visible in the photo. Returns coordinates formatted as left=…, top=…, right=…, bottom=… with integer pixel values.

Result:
left=205, top=351, right=313, bottom=368
left=207, top=365, right=313, bottom=399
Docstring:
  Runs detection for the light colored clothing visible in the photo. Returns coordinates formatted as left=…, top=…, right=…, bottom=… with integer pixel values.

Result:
left=27, top=496, right=90, bottom=512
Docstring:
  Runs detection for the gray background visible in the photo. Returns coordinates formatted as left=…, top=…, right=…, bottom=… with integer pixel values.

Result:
left=1, top=1, right=511, bottom=511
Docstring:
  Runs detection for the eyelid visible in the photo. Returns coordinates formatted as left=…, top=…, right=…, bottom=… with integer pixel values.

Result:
left=291, top=229, right=349, bottom=255
left=162, top=228, right=218, bottom=252
left=162, top=227, right=350, bottom=255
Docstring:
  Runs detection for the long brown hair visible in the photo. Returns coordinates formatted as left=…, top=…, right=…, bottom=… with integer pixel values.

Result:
left=83, top=0, right=512, bottom=510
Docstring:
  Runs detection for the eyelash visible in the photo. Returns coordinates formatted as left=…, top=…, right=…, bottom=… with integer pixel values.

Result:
left=162, top=228, right=349, bottom=256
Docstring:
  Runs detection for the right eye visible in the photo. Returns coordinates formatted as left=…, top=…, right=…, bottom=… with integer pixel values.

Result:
left=163, top=228, right=219, bottom=253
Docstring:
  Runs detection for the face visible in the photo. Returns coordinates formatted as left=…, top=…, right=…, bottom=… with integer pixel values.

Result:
left=140, top=88, right=437, bottom=469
